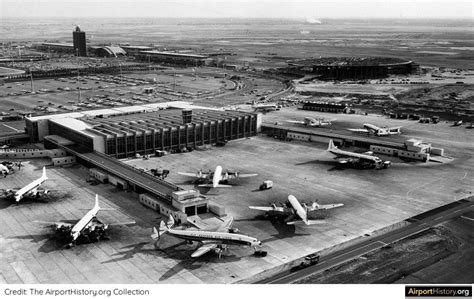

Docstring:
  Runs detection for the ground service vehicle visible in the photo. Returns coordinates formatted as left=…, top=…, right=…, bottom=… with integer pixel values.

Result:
left=259, top=180, right=273, bottom=190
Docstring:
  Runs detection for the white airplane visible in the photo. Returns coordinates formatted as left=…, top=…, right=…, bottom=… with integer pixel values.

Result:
left=35, top=194, right=132, bottom=248
left=0, top=164, right=9, bottom=177
left=178, top=165, right=258, bottom=188
left=287, top=117, right=335, bottom=127
left=250, top=195, right=342, bottom=225
left=348, top=123, right=401, bottom=136
left=13, top=166, right=48, bottom=202
left=151, top=215, right=262, bottom=258
left=327, top=139, right=391, bottom=169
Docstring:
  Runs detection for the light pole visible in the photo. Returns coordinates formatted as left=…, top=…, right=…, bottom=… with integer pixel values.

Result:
left=77, top=68, right=81, bottom=102
left=29, top=59, right=34, bottom=93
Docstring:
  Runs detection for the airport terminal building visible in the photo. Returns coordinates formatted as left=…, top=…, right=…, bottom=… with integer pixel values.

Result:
left=26, top=103, right=260, bottom=158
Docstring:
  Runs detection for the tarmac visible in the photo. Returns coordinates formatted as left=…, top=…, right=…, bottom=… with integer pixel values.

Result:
left=0, top=106, right=472, bottom=283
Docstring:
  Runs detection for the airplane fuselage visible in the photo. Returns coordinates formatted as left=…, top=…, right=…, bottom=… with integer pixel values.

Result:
left=212, top=165, right=223, bottom=188
left=329, top=147, right=382, bottom=164
left=363, top=124, right=400, bottom=136
left=305, top=118, right=330, bottom=127
left=14, top=177, right=47, bottom=202
left=166, top=229, right=259, bottom=247
left=70, top=206, right=100, bottom=241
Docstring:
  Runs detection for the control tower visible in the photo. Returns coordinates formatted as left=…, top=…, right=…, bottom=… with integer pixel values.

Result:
left=72, top=25, right=87, bottom=57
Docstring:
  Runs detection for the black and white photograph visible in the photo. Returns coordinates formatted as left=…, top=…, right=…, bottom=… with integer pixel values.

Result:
left=0, top=0, right=472, bottom=297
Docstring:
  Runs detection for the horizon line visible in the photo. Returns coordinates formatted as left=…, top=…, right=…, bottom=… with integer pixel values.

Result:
left=2, top=16, right=473, bottom=20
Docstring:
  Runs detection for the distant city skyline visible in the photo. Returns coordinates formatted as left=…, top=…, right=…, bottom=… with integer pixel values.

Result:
left=1, top=0, right=472, bottom=19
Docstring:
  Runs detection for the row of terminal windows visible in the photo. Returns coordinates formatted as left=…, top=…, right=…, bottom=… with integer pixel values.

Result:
left=105, top=117, right=256, bottom=157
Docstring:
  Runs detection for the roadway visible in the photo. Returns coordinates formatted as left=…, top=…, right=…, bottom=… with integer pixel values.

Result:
left=256, top=197, right=474, bottom=284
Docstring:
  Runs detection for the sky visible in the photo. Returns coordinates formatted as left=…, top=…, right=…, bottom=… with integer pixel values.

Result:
left=0, top=0, right=472, bottom=19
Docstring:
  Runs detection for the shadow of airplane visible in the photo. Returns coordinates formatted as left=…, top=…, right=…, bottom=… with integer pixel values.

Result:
left=102, top=241, right=153, bottom=264
left=8, top=233, right=66, bottom=253
left=0, top=197, right=49, bottom=209
left=158, top=243, right=242, bottom=281
left=294, top=159, right=347, bottom=172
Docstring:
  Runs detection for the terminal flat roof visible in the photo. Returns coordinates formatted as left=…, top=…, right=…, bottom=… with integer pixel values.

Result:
left=140, top=50, right=208, bottom=59
left=27, top=101, right=222, bottom=122
left=86, top=109, right=256, bottom=137
left=41, top=42, right=74, bottom=47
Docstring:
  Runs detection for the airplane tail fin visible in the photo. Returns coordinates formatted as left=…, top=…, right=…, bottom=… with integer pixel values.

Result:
left=151, top=226, right=160, bottom=241
left=152, top=215, right=174, bottom=241
left=41, top=166, right=48, bottom=180
left=328, top=139, right=336, bottom=151
left=165, top=214, right=175, bottom=228
left=94, top=194, right=100, bottom=210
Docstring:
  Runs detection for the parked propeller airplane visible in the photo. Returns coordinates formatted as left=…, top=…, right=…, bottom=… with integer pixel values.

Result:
left=250, top=195, right=343, bottom=225
left=327, top=139, right=391, bottom=169
left=0, top=164, right=9, bottom=177
left=178, top=165, right=258, bottom=188
left=35, top=194, right=134, bottom=248
left=348, top=123, right=401, bottom=136
left=151, top=215, right=262, bottom=258
left=0, top=161, right=21, bottom=177
left=1, top=166, right=48, bottom=202
left=286, top=117, right=335, bottom=127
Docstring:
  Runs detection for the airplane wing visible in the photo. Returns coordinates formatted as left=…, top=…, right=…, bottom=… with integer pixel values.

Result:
left=348, top=128, right=369, bottom=133
left=286, top=219, right=326, bottom=225
left=178, top=172, right=207, bottom=178
left=191, top=243, right=218, bottom=258
left=308, top=203, right=344, bottom=211
left=249, top=206, right=275, bottom=212
left=305, top=220, right=326, bottom=225
left=107, top=221, right=136, bottom=226
left=198, top=183, right=232, bottom=188
left=216, top=216, right=234, bottom=232
left=236, top=173, right=258, bottom=178
left=226, top=172, right=258, bottom=179
left=286, top=120, right=305, bottom=124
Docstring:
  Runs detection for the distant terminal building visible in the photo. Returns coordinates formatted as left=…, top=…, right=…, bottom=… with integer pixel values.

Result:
left=89, top=46, right=127, bottom=58
left=72, top=25, right=87, bottom=57
left=37, top=42, right=75, bottom=54
left=302, top=102, right=349, bottom=113
left=289, top=57, right=419, bottom=80
left=0, top=67, right=25, bottom=78
left=137, top=50, right=208, bottom=66
left=25, top=102, right=260, bottom=158
left=120, top=45, right=154, bottom=56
